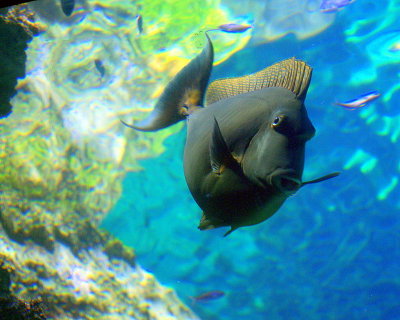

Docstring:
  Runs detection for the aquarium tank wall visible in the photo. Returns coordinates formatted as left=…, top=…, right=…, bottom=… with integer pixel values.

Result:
left=0, top=0, right=399, bottom=319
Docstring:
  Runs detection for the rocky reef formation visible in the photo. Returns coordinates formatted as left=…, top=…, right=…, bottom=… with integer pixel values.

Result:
left=0, top=215, right=198, bottom=319
left=0, top=261, right=47, bottom=320
left=0, top=5, right=42, bottom=118
left=0, top=0, right=253, bottom=318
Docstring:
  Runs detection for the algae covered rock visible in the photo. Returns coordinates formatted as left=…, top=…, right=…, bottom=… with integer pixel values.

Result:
left=0, top=221, right=199, bottom=320
left=0, top=0, right=253, bottom=318
left=0, top=261, right=47, bottom=320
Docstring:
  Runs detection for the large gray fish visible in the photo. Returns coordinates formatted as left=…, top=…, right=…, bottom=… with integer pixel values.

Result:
left=122, top=34, right=339, bottom=236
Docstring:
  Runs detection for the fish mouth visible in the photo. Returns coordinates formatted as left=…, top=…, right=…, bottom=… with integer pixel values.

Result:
left=271, top=169, right=302, bottom=195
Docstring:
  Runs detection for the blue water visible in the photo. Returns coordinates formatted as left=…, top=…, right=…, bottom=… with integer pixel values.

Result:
left=103, top=1, right=400, bottom=319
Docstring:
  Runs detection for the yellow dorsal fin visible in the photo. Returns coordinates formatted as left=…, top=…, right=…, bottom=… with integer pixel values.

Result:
left=205, top=58, right=312, bottom=105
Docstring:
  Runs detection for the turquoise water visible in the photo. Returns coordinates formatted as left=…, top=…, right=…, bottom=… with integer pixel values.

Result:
left=103, top=1, right=400, bottom=319
left=1, top=0, right=399, bottom=319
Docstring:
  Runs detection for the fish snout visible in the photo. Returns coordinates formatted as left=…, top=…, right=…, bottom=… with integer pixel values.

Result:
left=271, top=169, right=302, bottom=195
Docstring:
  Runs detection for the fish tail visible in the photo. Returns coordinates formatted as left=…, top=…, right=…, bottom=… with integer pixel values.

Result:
left=122, top=33, right=214, bottom=132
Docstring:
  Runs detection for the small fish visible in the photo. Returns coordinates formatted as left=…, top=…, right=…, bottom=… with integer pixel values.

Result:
left=136, top=14, right=143, bottom=34
left=207, top=23, right=252, bottom=34
left=122, top=33, right=339, bottom=236
left=217, top=23, right=252, bottom=33
left=320, top=0, right=355, bottom=13
left=191, top=290, right=225, bottom=302
left=335, top=91, right=381, bottom=109
left=94, top=59, right=106, bottom=77
left=60, top=0, right=75, bottom=16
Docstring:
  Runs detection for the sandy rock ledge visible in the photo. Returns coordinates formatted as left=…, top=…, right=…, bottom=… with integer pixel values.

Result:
left=0, top=216, right=199, bottom=320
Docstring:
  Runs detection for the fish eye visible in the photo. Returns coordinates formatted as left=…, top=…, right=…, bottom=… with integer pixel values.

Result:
left=271, top=115, right=285, bottom=128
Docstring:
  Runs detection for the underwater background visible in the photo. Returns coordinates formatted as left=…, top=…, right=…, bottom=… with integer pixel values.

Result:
left=1, top=0, right=399, bottom=319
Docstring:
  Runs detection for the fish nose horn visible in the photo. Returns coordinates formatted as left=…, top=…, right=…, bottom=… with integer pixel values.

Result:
left=301, top=172, right=340, bottom=186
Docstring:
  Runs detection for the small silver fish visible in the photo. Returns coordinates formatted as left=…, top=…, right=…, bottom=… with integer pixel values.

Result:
left=335, top=91, right=381, bottom=109
left=190, top=290, right=225, bottom=302
left=217, top=23, right=252, bottom=33
left=320, top=0, right=356, bottom=13
left=207, top=23, right=252, bottom=34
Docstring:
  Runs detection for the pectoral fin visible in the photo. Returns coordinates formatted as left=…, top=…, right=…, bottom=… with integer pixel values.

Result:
left=210, top=117, right=241, bottom=175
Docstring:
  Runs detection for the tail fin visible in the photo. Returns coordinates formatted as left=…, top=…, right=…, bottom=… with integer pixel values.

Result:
left=122, top=33, right=214, bottom=132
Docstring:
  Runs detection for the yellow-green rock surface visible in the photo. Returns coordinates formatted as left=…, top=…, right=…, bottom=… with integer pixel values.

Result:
left=0, top=0, right=251, bottom=318
left=0, top=222, right=198, bottom=319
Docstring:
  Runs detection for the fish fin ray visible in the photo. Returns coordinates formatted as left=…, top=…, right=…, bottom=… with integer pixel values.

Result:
left=209, top=117, right=241, bottom=175
left=223, top=226, right=238, bottom=237
left=123, top=34, right=214, bottom=131
left=205, top=58, right=312, bottom=105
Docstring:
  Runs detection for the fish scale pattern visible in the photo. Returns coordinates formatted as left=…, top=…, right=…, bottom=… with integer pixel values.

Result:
left=205, top=58, right=312, bottom=105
